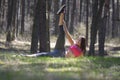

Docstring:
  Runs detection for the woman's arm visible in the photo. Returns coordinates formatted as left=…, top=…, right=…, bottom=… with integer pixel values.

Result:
left=63, top=20, right=74, bottom=45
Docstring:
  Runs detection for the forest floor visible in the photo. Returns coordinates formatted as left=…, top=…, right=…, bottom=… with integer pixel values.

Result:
left=0, top=37, right=120, bottom=57
left=0, top=37, right=120, bottom=80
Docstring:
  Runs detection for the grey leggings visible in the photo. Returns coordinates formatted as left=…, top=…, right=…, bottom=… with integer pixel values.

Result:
left=54, top=25, right=65, bottom=50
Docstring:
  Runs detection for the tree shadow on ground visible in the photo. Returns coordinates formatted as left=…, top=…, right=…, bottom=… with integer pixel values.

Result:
left=90, top=57, right=120, bottom=68
left=0, top=47, right=29, bottom=54
left=91, top=44, right=120, bottom=56
left=0, top=40, right=120, bottom=56
left=110, top=46, right=120, bottom=51
left=0, top=41, right=30, bottom=54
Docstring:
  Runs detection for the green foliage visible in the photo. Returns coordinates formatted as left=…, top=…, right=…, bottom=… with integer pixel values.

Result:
left=0, top=52, right=120, bottom=80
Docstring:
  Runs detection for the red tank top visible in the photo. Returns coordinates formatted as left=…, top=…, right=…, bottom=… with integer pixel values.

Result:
left=69, top=45, right=83, bottom=57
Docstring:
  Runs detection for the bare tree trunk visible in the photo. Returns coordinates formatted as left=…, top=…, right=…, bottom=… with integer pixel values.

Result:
left=85, top=0, right=89, bottom=46
left=89, top=0, right=99, bottom=56
left=112, top=0, right=115, bottom=38
left=45, top=0, right=52, bottom=52
left=0, top=0, right=1, bottom=8
left=20, top=0, right=25, bottom=35
left=99, top=0, right=109, bottom=56
left=11, top=0, right=17, bottom=41
left=53, top=0, right=59, bottom=35
left=6, top=0, right=14, bottom=43
left=16, top=0, right=20, bottom=37
left=31, top=0, right=40, bottom=53
left=2, top=0, right=7, bottom=32
left=79, top=0, right=83, bottom=22
left=69, top=0, right=76, bottom=34
left=89, top=0, right=104, bottom=56
left=26, top=0, right=30, bottom=15
left=116, top=0, right=119, bottom=37
left=66, top=0, right=70, bottom=26
left=0, top=0, right=3, bottom=32
left=39, top=0, right=49, bottom=52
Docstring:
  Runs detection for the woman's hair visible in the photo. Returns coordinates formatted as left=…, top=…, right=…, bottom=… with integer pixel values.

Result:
left=79, top=36, right=86, bottom=52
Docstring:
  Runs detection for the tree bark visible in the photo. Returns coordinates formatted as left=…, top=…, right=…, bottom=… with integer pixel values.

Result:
left=53, top=0, right=59, bottom=35
left=66, top=0, right=70, bottom=26
left=112, top=0, right=115, bottom=38
left=69, top=0, right=76, bottom=34
left=6, top=0, right=14, bottom=43
left=39, top=0, right=50, bottom=52
left=20, top=0, right=25, bottom=35
left=31, top=0, right=40, bottom=53
left=89, top=0, right=99, bottom=56
left=85, top=0, right=89, bottom=46
left=89, top=0, right=104, bottom=56
left=98, top=0, right=109, bottom=56
left=79, top=0, right=83, bottom=22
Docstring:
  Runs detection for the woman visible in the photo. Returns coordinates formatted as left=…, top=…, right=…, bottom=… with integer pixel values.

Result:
left=63, top=20, right=86, bottom=57
left=22, top=5, right=86, bottom=58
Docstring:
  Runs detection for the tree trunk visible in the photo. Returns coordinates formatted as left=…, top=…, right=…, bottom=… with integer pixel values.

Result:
left=46, top=0, right=52, bottom=52
left=85, top=0, right=89, bottom=46
left=6, top=0, right=14, bottom=43
left=112, top=0, right=115, bottom=38
left=115, top=0, right=119, bottom=37
left=31, top=0, right=49, bottom=53
left=89, top=0, right=99, bottom=56
left=16, top=0, right=20, bottom=37
left=98, top=0, right=109, bottom=56
left=20, top=0, right=25, bottom=35
left=0, top=0, right=1, bottom=8
left=69, top=0, right=76, bottom=34
left=39, top=0, right=49, bottom=52
left=31, top=0, right=40, bottom=53
left=79, top=0, right=83, bottom=22
left=89, top=0, right=104, bottom=56
left=11, top=0, right=17, bottom=41
left=53, top=0, right=59, bottom=35
left=0, top=0, right=2, bottom=32
left=66, top=0, right=70, bottom=26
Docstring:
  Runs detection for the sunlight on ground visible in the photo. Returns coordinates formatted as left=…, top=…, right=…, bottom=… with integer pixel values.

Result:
left=45, top=67, right=82, bottom=72
left=109, top=51, right=120, bottom=57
